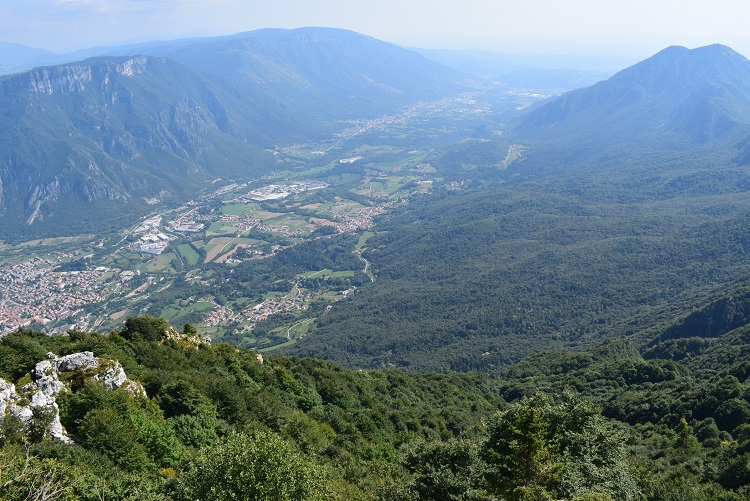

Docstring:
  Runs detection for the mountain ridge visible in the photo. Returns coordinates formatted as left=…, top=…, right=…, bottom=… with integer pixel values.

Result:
left=0, top=29, right=469, bottom=240
left=0, top=54, right=282, bottom=231
left=513, top=44, right=750, bottom=147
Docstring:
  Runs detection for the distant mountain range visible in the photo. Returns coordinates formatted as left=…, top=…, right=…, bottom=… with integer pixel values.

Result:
left=512, top=44, right=750, bottom=169
left=413, top=48, right=621, bottom=89
left=289, top=43, right=750, bottom=371
left=0, top=42, right=56, bottom=74
left=0, top=28, right=467, bottom=240
left=4, top=34, right=750, bottom=240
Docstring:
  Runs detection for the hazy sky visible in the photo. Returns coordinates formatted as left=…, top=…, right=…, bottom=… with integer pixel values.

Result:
left=1, top=0, right=749, bottom=60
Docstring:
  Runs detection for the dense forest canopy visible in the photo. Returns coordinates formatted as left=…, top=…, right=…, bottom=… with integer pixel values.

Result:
left=289, top=173, right=750, bottom=372
left=2, top=313, right=750, bottom=499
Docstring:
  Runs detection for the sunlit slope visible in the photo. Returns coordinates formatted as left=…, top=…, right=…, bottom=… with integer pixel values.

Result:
left=0, top=28, right=468, bottom=240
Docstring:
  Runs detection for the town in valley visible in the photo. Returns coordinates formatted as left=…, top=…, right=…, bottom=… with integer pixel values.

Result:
left=0, top=91, right=537, bottom=351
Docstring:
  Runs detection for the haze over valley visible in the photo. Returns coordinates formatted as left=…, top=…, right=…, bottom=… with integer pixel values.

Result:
left=4, top=7, right=750, bottom=498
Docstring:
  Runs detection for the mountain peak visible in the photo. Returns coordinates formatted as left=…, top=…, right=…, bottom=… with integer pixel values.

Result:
left=691, top=43, right=746, bottom=58
left=606, top=43, right=748, bottom=92
left=514, top=43, right=750, bottom=144
left=647, top=43, right=743, bottom=60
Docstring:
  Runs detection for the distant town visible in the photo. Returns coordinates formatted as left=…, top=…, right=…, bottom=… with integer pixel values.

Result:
left=0, top=93, right=499, bottom=346
left=0, top=158, right=405, bottom=336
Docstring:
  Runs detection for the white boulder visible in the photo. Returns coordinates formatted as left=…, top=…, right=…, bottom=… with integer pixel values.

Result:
left=0, top=351, right=142, bottom=443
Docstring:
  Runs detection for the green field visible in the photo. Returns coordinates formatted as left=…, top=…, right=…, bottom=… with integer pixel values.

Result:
left=206, top=221, right=241, bottom=236
left=332, top=270, right=355, bottom=277
left=264, top=214, right=312, bottom=233
left=304, top=269, right=355, bottom=278
left=353, top=144, right=404, bottom=154
left=258, top=338, right=297, bottom=353
left=204, top=237, right=236, bottom=262
left=160, top=300, right=214, bottom=323
left=177, top=244, right=200, bottom=266
left=222, top=203, right=259, bottom=216
left=355, top=231, right=374, bottom=250
left=236, top=237, right=261, bottom=246
left=304, top=269, right=333, bottom=278
left=139, top=253, right=175, bottom=273
left=17, top=235, right=94, bottom=247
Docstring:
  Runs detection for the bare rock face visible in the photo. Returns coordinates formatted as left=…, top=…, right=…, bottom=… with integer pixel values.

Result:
left=0, top=379, right=23, bottom=417
left=0, top=351, right=144, bottom=443
left=94, top=361, right=128, bottom=390
left=30, top=389, right=67, bottom=442
left=163, top=326, right=211, bottom=347
left=29, top=356, right=65, bottom=396
left=52, top=350, right=138, bottom=392
left=55, top=351, right=99, bottom=372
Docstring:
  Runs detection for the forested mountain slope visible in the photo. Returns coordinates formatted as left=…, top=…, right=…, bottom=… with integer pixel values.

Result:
left=288, top=44, right=750, bottom=372
left=288, top=181, right=750, bottom=371
left=3, top=316, right=750, bottom=499
left=0, top=28, right=468, bottom=241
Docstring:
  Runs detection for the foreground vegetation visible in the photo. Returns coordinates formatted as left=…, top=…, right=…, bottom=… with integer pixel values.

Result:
left=2, top=314, right=750, bottom=499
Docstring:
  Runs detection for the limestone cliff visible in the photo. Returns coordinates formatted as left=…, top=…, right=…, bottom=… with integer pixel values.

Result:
left=25, top=56, right=149, bottom=95
left=0, top=351, right=144, bottom=442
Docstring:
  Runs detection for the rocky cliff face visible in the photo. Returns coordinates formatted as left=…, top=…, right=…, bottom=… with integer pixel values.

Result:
left=28, top=64, right=93, bottom=95
left=0, top=351, right=144, bottom=442
left=24, top=56, right=149, bottom=95
left=0, top=55, right=276, bottom=239
left=0, top=30, right=468, bottom=241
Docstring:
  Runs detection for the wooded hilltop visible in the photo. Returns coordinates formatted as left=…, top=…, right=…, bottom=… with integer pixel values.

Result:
left=2, top=313, right=750, bottom=500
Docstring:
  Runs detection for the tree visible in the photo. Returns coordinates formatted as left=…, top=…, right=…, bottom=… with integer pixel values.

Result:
left=77, top=407, right=152, bottom=471
left=281, top=411, right=336, bottom=455
left=484, top=394, right=561, bottom=500
left=173, top=431, right=325, bottom=500
left=120, top=316, right=170, bottom=342
left=401, top=438, right=488, bottom=500
left=484, top=392, right=637, bottom=501
left=0, top=444, right=74, bottom=501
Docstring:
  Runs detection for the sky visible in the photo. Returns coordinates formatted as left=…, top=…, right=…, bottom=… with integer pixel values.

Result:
left=1, top=0, right=750, bottom=61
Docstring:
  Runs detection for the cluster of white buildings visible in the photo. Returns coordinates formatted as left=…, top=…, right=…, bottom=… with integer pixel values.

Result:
left=238, top=181, right=329, bottom=202
left=132, top=232, right=172, bottom=255
left=0, top=258, right=110, bottom=334
left=130, top=216, right=177, bottom=254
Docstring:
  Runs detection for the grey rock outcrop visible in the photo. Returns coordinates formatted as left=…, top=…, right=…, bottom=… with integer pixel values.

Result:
left=0, top=378, right=67, bottom=442
left=55, top=351, right=99, bottom=372
left=0, top=351, right=144, bottom=443
left=163, top=326, right=211, bottom=347
left=30, top=356, right=65, bottom=396
left=0, top=379, right=24, bottom=418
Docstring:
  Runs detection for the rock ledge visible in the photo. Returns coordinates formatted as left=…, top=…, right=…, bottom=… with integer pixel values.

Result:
left=0, top=351, right=143, bottom=442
